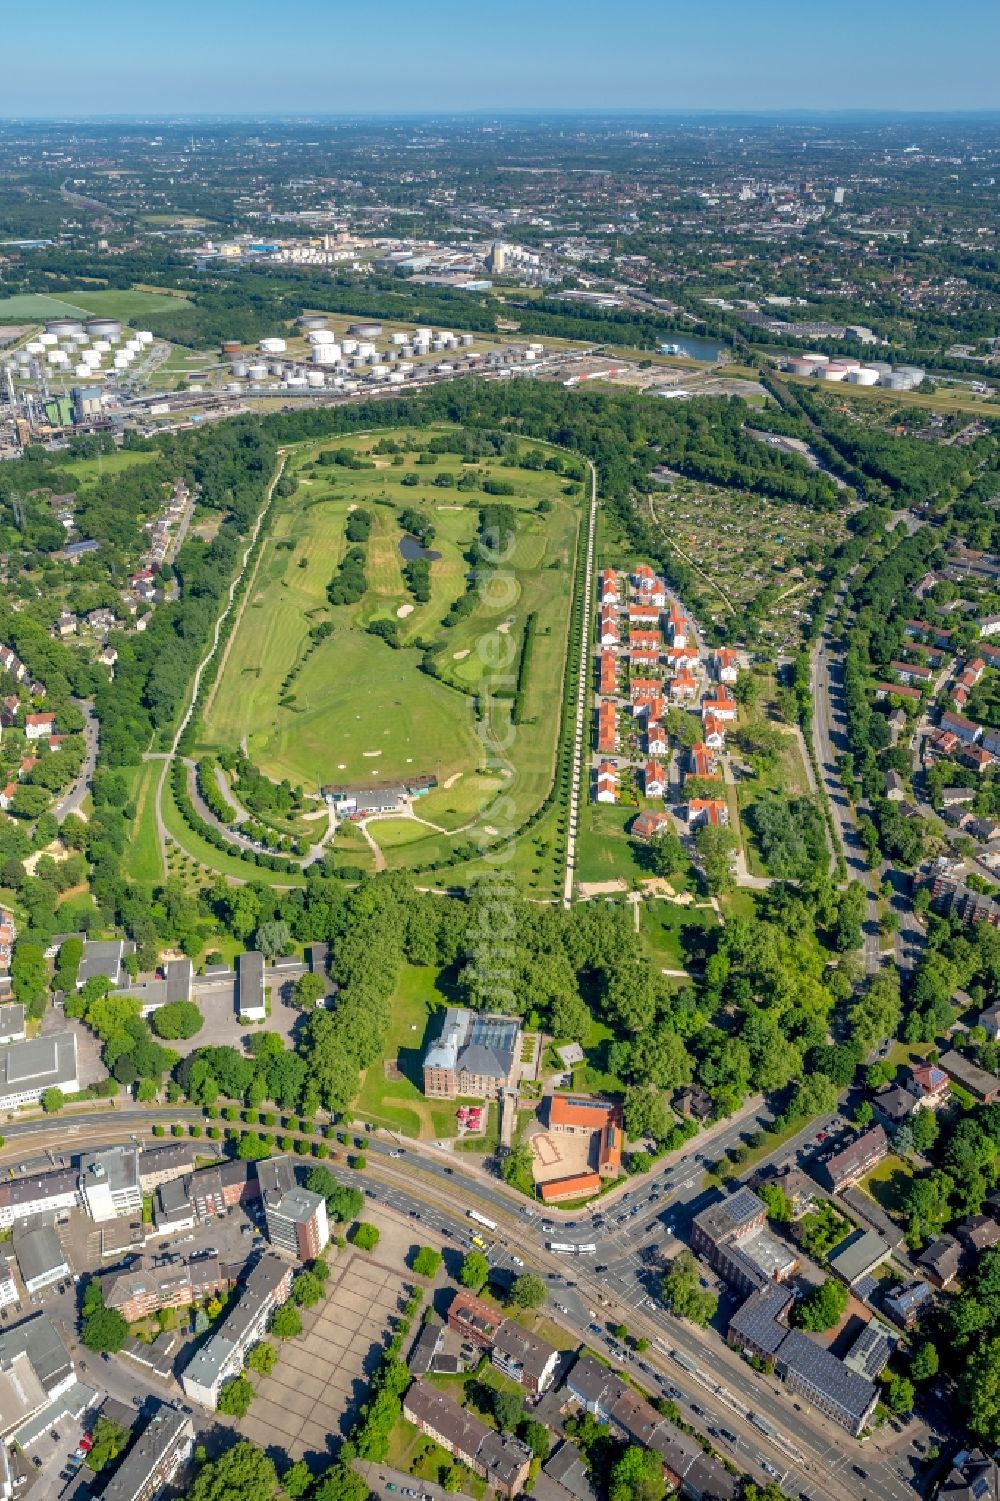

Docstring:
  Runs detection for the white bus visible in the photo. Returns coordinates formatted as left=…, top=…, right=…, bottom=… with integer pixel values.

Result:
left=548, top=1242, right=598, bottom=1255
left=467, top=1209, right=498, bottom=1231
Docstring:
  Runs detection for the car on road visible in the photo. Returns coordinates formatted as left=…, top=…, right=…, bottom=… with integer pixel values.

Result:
left=389, top=1150, right=404, bottom=1159
left=511, top=1256, right=524, bottom=1267
left=595, top=1264, right=608, bottom=1273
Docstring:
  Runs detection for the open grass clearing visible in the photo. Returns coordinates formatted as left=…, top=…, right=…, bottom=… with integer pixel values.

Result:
left=861, top=1155, right=915, bottom=1219
left=125, top=761, right=165, bottom=884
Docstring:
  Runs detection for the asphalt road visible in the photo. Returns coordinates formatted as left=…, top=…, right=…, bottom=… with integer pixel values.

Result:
left=811, top=615, right=882, bottom=973
left=54, top=700, right=98, bottom=824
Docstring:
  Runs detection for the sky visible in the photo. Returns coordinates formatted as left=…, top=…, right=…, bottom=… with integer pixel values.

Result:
left=3, top=0, right=997, bottom=117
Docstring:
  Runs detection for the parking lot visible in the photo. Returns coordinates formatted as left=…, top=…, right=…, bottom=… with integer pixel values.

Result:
left=238, top=1250, right=411, bottom=1463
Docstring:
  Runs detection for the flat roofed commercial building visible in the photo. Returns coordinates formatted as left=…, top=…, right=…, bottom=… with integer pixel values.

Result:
left=777, top=1330, right=878, bottom=1436
left=0, top=1033, right=78, bottom=1110
left=257, top=1157, right=328, bottom=1262
left=80, top=1146, right=142, bottom=1223
left=0, top=1005, right=25, bottom=1044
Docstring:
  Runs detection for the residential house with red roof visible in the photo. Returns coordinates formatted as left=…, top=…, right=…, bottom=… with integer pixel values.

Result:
left=668, top=602, right=688, bottom=647
left=599, top=570, right=619, bottom=606
left=644, top=762, right=666, bottom=798
left=689, top=743, right=719, bottom=779
left=665, top=646, right=699, bottom=672
left=632, top=811, right=669, bottom=841
left=24, top=713, right=55, bottom=741
left=597, top=703, right=617, bottom=755
left=629, top=648, right=661, bottom=670
left=598, top=611, right=619, bottom=648
left=669, top=670, right=698, bottom=702
left=646, top=722, right=667, bottom=756
left=595, top=762, right=618, bottom=804
left=713, top=648, right=740, bottom=684
left=703, top=714, right=727, bottom=750
left=599, top=652, right=617, bottom=696
left=702, top=690, right=738, bottom=723
left=688, top=799, right=729, bottom=829
left=629, top=631, right=661, bottom=654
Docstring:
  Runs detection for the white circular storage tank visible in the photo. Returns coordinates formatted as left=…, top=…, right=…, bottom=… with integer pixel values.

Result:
left=311, top=345, right=340, bottom=366
left=86, top=318, right=121, bottom=339
left=45, top=318, right=82, bottom=336
left=125, top=339, right=141, bottom=353
left=388, top=370, right=405, bottom=385
left=269, top=361, right=285, bottom=376
left=800, top=353, right=829, bottom=366
left=73, top=363, right=91, bottom=377
left=92, top=340, right=111, bottom=354
left=226, top=382, right=242, bottom=393
left=231, top=362, right=248, bottom=378
left=25, top=340, right=44, bottom=355
left=347, top=322, right=382, bottom=339
left=340, top=338, right=358, bottom=356
left=136, top=330, right=154, bottom=345
left=38, top=333, right=58, bottom=347
left=82, top=350, right=101, bottom=366
left=306, top=370, right=326, bottom=388
left=246, top=363, right=268, bottom=380
left=356, top=342, right=375, bottom=358
left=260, top=337, right=287, bottom=354
left=308, top=328, right=336, bottom=345
left=286, top=375, right=308, bottom=389
left=390, top=331, right=408, bottom=345
left=298, top=314, right=327, bottom=330
left=114, top=354, right=130, bottom=368
left=49, top=350, right=69, bottom=366
left=848, top=367, right=880, bottom=386
left=70, top=331, right=90, bottom=346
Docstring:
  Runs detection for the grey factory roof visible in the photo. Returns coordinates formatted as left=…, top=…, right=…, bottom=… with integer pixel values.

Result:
left=827, top=1229, right=892, bottom=1286
left=777, top=1330, right=877, bottom=1428
left=728, top=1284, right=794, bottom=1356
left=0, top=1005, right=25, bottom=1041
left=0, top=1032, right=77, bottom=1095
left=99, top=1404, right=191, bottom=1501
left=237, top=950, right=264, bottom=1013
left=0, top=1314, right=73, bottom=1396
left=77, top=939, right=128, bottom=987
left=423, top=1007, right=519, bottom=1080
left=117, top=958, right=193, bottom=1011
left=13, top=1225, right=68, bottom=1288
left=940, top=1449, right=1000, bottom=1501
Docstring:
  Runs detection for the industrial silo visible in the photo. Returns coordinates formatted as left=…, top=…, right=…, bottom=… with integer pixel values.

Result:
left=85, top=318, right=122, bottom=340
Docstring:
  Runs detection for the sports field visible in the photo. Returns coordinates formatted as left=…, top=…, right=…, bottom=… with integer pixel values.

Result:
left=196, top=428, right=583, bottom=868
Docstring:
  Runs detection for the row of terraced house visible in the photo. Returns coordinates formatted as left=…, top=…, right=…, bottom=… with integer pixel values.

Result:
left=592, top=565, right=739, bottom=813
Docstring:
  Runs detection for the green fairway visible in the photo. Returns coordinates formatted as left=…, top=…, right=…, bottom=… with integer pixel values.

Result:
left=196, top=427, right=583, bottom=870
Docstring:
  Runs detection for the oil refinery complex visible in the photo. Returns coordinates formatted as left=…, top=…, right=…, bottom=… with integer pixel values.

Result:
left=0, top=307, right=557, bottom=452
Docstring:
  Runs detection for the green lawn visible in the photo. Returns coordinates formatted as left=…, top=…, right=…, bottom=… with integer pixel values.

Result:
left=0, top=287, right=190, bottom=323
left=125, top=761, right=165, bottom=884
left=353, top=963, right=454, bottom=1138
left=639, top=900, right=719, bottom=970
left=58, top=450, right=162, bottom=485
left=575, top=802, right=649, bottom=886
left=160, top=767, right=305, bottom=890
left=571, top=1018, right=625, bottom=1096
left=862, top=1155, right=915, bottom=1219
left=196, top=428, right=583, bottom=873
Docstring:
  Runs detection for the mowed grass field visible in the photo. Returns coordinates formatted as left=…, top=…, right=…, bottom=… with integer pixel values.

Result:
left=0, top=287, right=189, bottom=324
left=197, top=428, right=583, bottom=867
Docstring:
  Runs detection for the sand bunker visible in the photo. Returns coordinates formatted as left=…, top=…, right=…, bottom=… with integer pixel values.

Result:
left=442, top=771, right=464, bottom=789
left=396, top=603, right=415, bottom=618
left=453, top=648, right=471, bottom=660
left=363, top=750, right=382, bottom=758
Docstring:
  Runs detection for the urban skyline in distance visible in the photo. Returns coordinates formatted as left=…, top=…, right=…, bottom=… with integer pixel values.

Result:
left=3, top=0, right=997, bottom=116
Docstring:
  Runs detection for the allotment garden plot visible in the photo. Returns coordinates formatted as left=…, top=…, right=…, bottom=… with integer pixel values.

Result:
left=649, top=477, right=847, bottom=650
left=196, top=427, right=583, bottom=869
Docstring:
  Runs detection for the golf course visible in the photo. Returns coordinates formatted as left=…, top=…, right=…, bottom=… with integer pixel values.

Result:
left=194, top=426, right=585, bottom=868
